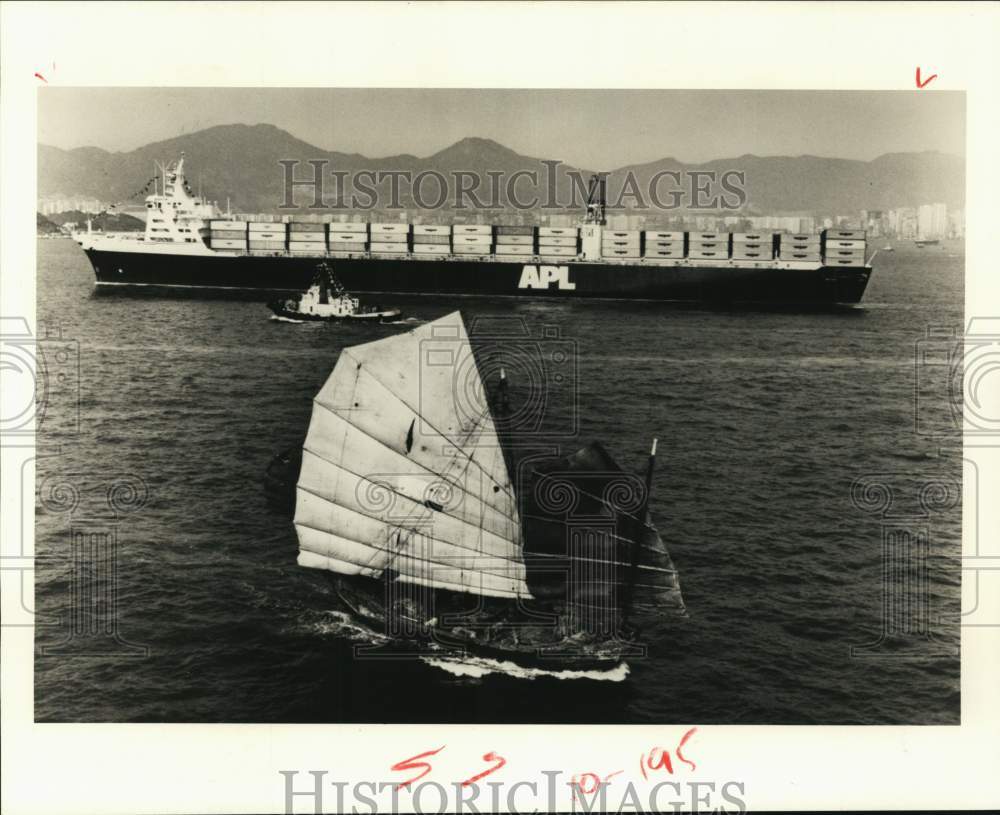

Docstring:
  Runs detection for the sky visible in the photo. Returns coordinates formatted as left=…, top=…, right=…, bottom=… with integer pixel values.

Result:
left=38, top=88, right=965, bottom=167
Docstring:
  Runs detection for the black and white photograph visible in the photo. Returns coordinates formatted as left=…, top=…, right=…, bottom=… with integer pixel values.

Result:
left=31, top=84, right=969, bottom=726
left=3, top=3, right=999, bottom=814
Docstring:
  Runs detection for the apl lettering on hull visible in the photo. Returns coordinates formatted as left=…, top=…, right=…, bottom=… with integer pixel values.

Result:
left=518, top=265, right=577, bottom=291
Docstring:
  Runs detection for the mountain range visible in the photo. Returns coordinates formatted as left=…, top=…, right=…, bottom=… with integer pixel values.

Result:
left=38, top=123, right=965, bottom=215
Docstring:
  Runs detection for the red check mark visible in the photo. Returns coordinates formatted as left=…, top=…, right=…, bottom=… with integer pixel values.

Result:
left=916, top=67, right=938, bottom=89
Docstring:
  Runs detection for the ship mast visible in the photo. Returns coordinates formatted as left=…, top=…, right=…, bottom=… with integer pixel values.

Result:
left=584, top=173, right=607, bottom=225
left=624, top=437, right=657, bottom=619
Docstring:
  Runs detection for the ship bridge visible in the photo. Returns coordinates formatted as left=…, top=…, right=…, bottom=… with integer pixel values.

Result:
left=143, top=154, right=219, bottom=244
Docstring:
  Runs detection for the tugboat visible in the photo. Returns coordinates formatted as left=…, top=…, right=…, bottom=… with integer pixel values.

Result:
left=268, top=262, right=402, bottom=322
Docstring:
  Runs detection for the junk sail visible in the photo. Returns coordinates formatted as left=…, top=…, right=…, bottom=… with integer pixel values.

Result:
left=295, top=311, right=532, bottom=599
left=287, top=310, right=686, bottom=669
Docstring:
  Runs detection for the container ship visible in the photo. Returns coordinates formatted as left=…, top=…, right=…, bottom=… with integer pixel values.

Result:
left=73, top=156, right=873, bottom=305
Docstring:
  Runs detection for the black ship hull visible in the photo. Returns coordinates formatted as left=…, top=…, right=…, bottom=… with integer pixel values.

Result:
left=85, top=248, right=872, bottom=305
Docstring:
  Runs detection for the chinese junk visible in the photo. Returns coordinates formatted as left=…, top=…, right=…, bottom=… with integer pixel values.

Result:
left=290, top=311, right=685, bottom=671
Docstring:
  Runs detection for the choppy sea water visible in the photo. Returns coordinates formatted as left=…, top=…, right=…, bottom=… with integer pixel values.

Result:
left=34, top=239, right=962, bottom=723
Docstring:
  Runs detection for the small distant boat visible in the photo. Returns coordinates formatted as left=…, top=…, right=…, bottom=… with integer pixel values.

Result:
left=267, top=262, right=402, bottom=322
left=882, top=245, right=894, bottom=252
left=914, top=239, right=940, bottom=248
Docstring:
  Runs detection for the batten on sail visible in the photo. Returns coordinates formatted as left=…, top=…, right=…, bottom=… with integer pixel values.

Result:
left=294, top=312, right=533, bottom=600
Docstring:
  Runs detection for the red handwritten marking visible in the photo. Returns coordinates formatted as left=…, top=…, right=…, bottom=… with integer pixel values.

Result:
left=460, top=751, right=507, bottom=787
left=34, top=72, right=47, bottom=83
left=641, top=746, right=674, bottom=780
left=571, top=773, right=599, bottom=794
left=391, top=746, right=445, bottom=789
left=916, top=67, right=938, bottom=89
left=676, top=726, right=698, bottom=771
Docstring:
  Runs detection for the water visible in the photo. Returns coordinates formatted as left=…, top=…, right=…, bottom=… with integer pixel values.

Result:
left=34, top=239, right=963, bottom=723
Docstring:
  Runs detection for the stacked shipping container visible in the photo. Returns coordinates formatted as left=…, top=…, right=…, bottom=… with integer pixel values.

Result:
left=207, top=219, right=867, bottom=266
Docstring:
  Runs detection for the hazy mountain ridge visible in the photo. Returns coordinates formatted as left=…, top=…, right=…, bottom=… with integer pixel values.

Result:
left=38, top=124, right=965, bottom=214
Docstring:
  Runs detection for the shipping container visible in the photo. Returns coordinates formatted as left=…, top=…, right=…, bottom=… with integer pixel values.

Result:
left=732, top=232, right=774, bottom=242
left=496, top=235, right=534, bottom=246
left=644, top=230, right=685, bottom=241
left=689, top=232, right=725, bottom=241
left=732, top=249, right=773, bottom=261
left=784, top=233, right=819, bottom=243
left=290, top=222, right=326, bottom=233
left=539, top=236, right=578, bottom=248
left=412, top=244, right=449, bottom=255
left=780, top=251, right=822, bottom=261
left=287, top=241, right=326, bottom=253
left=496, top=225, right=535, bottom=236
left=329, top=232, right=369, bottom=244
left=453, top=224, right=493, bottom=235
left=688, top=249, right=728, bottom=259
left=368, top=232, right=407, bottom=243
left=605, top=248, right=641, bottom=258
left=604, top=230, right=641, bottom=240
left=824, top=239, right=867, bottom=250
left=289, top=231, right=326, bottom=242
left=413, top=224, right=452, bottom=235
left=369, top=242, right=408, bottom=253
left=327, top=242, right=367, bottom=253
left=413, top=234, right=450, bottom=245
left=644, top=248, right=685, bottom=258
left=453, top=235, right=493, bottom=245
left=826, top=257, right=867, bottom=266
left=538, top=226, right=579, bottom=237
left=209, top=220, right=246, bottom=231
left=822, top=228, right=866, bottom=241
left=645, top=239, right=684, bottom=252
left=248, top=240, right=286, bottom=250
left=783, top=241, right=824, bottom=253
left=208, top=229, right=247, bottom=240
left=370, top=223, right=410, bottom=234
left=824, top=248, right=867, bottom=262
left=246, top=230, right=286, bottom=242
left=328, top=222, right=368, bottom=234
left=249, top=222, right=288, bottom=233
left=688, top=240, right=728, bottom=252
left=209, top=238, right=246, bottom=250
left=495, top=245, right=535, bottom=256
left=538, top=246, right=578, bottom=258
left=731, top=241, right=770, bottom=253
left=452, top=245, right=492, bottom=255
left=603, top=238, right=642, bottom=251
